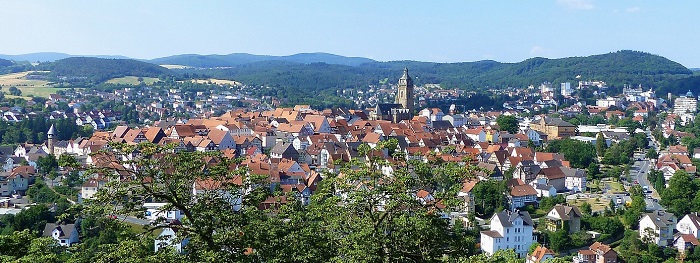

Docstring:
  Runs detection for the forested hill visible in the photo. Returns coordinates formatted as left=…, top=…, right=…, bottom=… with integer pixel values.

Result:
left=150, top=52, right=377, bottom=67
left=0, top=58, right=12, bottom=67
left=191, top=50, right=692, bottom=90
left=39, top=57, right=171, bottom=84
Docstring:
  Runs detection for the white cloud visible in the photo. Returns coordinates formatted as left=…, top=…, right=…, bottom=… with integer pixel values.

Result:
left=557, top=0, right=595, bottom=10
left=530, top=46, right=545, bottom=55
left=626, top=6, right=641, bottom=13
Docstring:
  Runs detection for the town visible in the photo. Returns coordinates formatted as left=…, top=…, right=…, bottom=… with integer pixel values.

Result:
left=0, top=64, right=699, bottom=262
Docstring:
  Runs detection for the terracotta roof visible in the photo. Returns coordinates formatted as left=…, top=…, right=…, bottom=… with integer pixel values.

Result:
left=460, top=179, right=479, bottom=193
left=529, top=246, right=555, bottom=263
left=510, top=184, right=537, bottom=197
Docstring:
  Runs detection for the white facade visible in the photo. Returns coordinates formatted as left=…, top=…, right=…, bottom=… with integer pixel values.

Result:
left=677, top=213, right=700, bottom=239
left=480, top=210, right=536, bottom=258
left=596, top=97, right=621, bottom=108
left=443, top=114, right=466, bottom=127
left=561, top=82, right=572, bottom=97
left=674, top=96, right=698, bottom=114
left=639, top=211, right=677, bottom=247
left=155, top=227, right=188, bottom=253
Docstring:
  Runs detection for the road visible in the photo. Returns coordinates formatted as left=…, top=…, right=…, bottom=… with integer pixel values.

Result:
left=628, top=130, right=664, bottom=211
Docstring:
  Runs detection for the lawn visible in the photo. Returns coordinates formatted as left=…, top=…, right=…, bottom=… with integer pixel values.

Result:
left=567, top=195, right=611, bottom=213
left=106, top=76, right=159, bottom=85
left=125, top=221, right=163, bottom=237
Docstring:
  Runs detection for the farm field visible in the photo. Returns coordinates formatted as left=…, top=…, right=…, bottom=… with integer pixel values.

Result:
left=0, top=71, right=52, bottom=87
left=106, top=76, right=160, bottom=85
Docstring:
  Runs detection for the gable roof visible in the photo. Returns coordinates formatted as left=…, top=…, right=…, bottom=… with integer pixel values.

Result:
left=529, top=246, right=555, bottom=263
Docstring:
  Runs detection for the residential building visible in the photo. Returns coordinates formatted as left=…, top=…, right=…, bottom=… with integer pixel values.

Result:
left=677, top=213, right=700, bottom=239
left=674, top=91, right=698, bottom=114
left=544, top=204, right=582, bottom=233
left=574, top=242, right=618, bottom=263
left=673, top=233, right=699, bottom=255
left=639, top=211, right=677, bottom=247
left=480, top=209, right=536, bottom=258
left=529, top=117, right=575, bottom=139
left=43, top=223, right=79, bottom=246
left=508, top=179, right=538, bottom=209
left=526, top=245, right=555, bottom=263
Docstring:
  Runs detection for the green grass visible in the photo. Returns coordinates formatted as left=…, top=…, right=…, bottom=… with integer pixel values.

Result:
left=125, top=221, right=163, bottom=237
left=607, top=181, right=625, bottom=193
left=568, top=196, right=610, bottom=213
left=106, top=76, right=159, bottom=85
left=16, top=87, right=66, bottom=98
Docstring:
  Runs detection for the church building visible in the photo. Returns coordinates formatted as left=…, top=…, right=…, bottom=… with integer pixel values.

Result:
left=371, top=68, right=415, bottom=123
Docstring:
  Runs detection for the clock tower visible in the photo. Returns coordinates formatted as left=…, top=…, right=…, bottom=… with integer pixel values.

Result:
left=395, top=68, right=414, bottom=113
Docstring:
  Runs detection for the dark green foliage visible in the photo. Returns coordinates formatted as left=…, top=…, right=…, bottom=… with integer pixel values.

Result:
left=36, top=155, right=58, bottom=175
left=0, top=205, right=52, bottom=235
left=583, top=215, right=624, bottom=236
left=538, top=195, right=566, bottom=212
left=617, top=229, right=674, bottom=263
left=545, top=138, right=597, bottom=168
left=471, top=180, right=506, bottom=218
left=496, top=115, right=519, bottom=134
left=546, top=229, right=570, bottom=252
left=660, top=170, right=700, bottom=216
left=179, top=50, right=691, bottom=91
left=0, top=116, right=92, bottom=145
left=41, top=57, right=171, bottom=84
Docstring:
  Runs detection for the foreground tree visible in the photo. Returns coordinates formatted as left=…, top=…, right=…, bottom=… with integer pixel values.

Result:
left=84, top=142, right=483, bottom=262
left=87, top=143, right=263, bottom=261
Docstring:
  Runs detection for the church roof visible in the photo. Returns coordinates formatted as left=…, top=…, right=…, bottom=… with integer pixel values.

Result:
left=399, top=68, right=413, bottom=86
left=47, top=124, right=55, bottom=135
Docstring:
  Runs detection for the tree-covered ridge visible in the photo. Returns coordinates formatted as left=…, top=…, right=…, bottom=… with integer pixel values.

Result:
left=182, top=50, right=691, bottom=90
left=0, top=58, right=13, bottom=67
left=38, top=57, right=171, bottom=84
left=149, top=52, right=377, bottom=67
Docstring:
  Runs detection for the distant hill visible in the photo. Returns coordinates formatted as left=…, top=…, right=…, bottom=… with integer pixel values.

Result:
left=41, top=57, right=171, bottom=84
left=195, top=50, right=692, bottom=91
left=149, top=52, right=376, bottom=67
left=0, top=52, right=131, bottom=62
left=0, top=58, right=12, bottom=67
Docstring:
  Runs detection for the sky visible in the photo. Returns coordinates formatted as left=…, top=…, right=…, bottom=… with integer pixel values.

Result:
left=1, top=0, right=700, bottom=67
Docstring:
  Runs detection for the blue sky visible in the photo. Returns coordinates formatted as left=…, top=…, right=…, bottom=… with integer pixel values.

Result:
left=1, top=0, right=699, bottom=67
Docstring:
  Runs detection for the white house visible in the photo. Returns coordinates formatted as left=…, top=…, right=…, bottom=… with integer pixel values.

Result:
left=81, top=177, right=107, bottom=200
left=464, top=128, right=486, bottom=143
left=480, top=209, right=536, bottom=258
left=677, top=213, right=700, bottom=238
left=208, top=129, right=236, bottom=151
left=143, top=203, right=184, bottom=222
left=562, top=167, right=587, bottom=193
left=443, top=114, right=466, bottom=127
left=43, top=223, right=79, bottom=246
left=155, top=225, right=189, bottom=253
left=303, top=115, right=332, bottom=134
left=639, top=211, right=677, bottom=247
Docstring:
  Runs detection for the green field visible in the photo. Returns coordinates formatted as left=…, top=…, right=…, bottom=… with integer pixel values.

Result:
left=16, top=87, right=66, bottom=98
left=568, top=196, right=610, bottom=213
left=106, top=76, right=160, bottom=85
